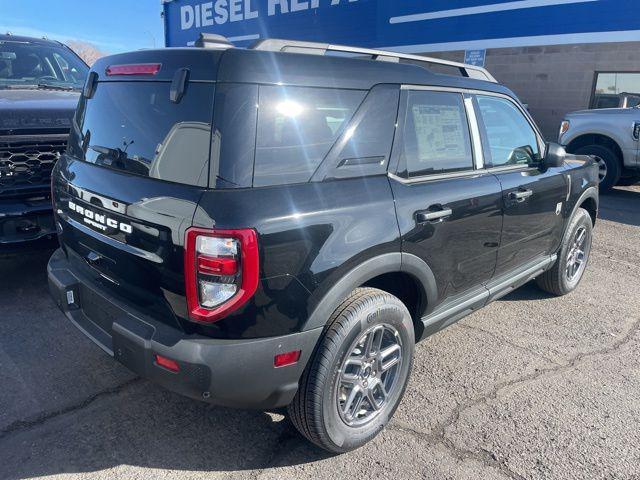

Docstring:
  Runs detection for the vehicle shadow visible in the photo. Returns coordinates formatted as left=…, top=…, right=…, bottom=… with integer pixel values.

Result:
left=598, top=186, right=640, bottom=227
left=0, top=252, right=331, bottom=479
left=1, top=386, right=333, bottom=479
left=498, top=280, right=554, bottom=302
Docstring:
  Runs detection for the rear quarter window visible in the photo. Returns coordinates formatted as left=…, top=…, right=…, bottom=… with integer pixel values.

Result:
left=253, top=86, right=365, bottom=187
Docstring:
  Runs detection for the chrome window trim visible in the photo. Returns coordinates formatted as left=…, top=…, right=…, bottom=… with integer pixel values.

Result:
left=464, top=96, right=484, bottom=169
left=394, top=84, right=547, bottom=181
left=388, top=170, right=485, bottom=185
left=400, top=85, right=545, bottom=154
left=396, top=86, right=480, bottom=180
left=485, top=164, right=538, bottom=174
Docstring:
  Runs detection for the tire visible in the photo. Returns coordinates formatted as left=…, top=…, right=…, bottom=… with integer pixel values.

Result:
left=536, top=207, right=593, bottom=296
left=288, top=287, right=415, bottom=453
left=574, top=144, right=621, bottom=192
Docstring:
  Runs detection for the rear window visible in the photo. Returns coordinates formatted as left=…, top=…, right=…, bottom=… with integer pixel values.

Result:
left=70, top=81, right=214, bottom=187
left=254, top=86, right=365, bottom=187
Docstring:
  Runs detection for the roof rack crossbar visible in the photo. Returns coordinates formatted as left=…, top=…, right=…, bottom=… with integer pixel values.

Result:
left=251, top=39, right=497, bottom=83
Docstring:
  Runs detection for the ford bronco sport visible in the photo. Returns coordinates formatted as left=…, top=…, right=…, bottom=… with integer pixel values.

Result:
left=48, top=36, right=599, bottom=453
left=0, top=34, right=88, bottom=249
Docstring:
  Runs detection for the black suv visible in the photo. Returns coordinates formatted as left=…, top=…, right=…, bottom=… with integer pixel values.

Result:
left=48, top=37, right=599, bottom=453
left=0, top=34, right=88, bottom=249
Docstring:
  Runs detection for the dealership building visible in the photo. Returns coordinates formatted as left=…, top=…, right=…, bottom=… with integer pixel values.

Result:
left=162, top=0, right=640, bottom=138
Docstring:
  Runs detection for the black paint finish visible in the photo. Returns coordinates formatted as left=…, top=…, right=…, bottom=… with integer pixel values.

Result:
left=390, top=173, right=503, bottom=311
left=50, top=46, right=599, bottom=348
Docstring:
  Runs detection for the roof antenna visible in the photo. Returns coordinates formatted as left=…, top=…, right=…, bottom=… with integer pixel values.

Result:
left=194, top=33, right=233, bottom=50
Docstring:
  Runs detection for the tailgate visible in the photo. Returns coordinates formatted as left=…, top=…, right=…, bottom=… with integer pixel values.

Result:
left=52, top=52, right=218, bottom=330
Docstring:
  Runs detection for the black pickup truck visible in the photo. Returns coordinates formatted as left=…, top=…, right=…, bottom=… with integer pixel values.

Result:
left=47, top=36, right=598, bottom=453
left=0, top=34, right=88, bottom=250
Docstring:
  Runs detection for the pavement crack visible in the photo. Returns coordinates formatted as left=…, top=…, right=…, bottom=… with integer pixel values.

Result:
left=0, top=377, right=142, bottom=442
left=425, top=314, right=640, bottom=479
left=458, top=323, right=565, bottom=367
left=391, top=419, right=526, bottom=480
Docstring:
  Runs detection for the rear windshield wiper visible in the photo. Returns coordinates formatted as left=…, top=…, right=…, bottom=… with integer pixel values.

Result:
left=0, top=84, right=38, bottom=90
left=0, top=83, right=79, bottom=91
left=36, top=82, right=80, bottom=91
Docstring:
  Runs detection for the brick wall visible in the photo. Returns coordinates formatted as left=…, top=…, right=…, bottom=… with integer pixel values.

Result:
left=425, top=42, right=640, bottom=140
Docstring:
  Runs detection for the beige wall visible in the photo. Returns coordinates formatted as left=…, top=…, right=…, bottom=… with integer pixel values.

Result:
left=426, top=42, right=640, bottom=140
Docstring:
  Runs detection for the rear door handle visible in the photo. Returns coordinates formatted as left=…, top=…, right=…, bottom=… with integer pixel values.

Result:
left=416, top=207, right=453, bottom=224
left=509, top=189, right=533, bottom=202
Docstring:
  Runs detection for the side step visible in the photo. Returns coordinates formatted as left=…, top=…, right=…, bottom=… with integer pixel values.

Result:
left=418, top=254, right=557, bottom=340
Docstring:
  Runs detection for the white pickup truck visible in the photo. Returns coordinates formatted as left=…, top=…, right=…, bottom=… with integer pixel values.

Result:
left=559, top=106, right=640, bottom=191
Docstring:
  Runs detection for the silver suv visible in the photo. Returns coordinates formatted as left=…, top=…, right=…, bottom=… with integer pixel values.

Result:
left=559, top=106, right=640, bottom=191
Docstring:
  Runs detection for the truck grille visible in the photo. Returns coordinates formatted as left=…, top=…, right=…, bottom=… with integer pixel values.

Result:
left=0, top=139, right=67, bottom=198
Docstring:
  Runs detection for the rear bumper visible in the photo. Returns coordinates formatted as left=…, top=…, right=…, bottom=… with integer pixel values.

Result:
left=47, top=248, right=321, bottom=409
left=0, top=197, right=55, bottom=245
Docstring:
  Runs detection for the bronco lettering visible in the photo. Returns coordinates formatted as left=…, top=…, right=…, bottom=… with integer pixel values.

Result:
left=68, top=201, right=132, bottom=234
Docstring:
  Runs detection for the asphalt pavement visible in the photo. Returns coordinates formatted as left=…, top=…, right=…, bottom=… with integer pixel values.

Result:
left=1, top=185, right=639, bottom=480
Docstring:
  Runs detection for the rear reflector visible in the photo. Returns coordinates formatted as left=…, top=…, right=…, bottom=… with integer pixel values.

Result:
left=155, top=354, right=180, bottom=372
left=106, top=63, right=161, bottom=76
left=274, top=350, right=301, bottom=368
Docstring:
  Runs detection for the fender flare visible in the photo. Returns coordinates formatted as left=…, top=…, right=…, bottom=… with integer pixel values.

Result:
left=564, top=186, right=598, bottom=238
left=301, top=252, right=438, bottom=331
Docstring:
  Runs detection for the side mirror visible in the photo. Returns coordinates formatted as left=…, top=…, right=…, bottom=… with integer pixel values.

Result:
left=544, top=142, right=566, bottom=169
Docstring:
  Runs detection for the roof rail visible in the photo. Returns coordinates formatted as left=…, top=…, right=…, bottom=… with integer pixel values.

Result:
left=251, top=39, right=497, bottom=83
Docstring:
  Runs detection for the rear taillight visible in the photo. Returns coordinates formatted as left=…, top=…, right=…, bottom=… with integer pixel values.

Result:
left=184, top=228, right=259, bottom=323
left=105, top=63, right=161, bottom=76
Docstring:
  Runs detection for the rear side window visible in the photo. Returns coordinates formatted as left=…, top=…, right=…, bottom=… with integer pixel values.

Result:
left=70, top=81, right=214, bottom=187
left=397, top=90, right=473, bottom=177
left=254, top=86, right=365, bottom=187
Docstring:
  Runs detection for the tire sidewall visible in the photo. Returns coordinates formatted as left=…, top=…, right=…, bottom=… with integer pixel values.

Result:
left=320, top=296, right=414, bottom=452
left=558, top=209, right=593, bottom=293
left=576, top=145, right=620, bottom=191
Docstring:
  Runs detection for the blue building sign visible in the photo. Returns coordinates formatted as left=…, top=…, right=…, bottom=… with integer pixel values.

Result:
left=163, top=0, right=640, bottom=51
left=464, top=49, right=486, bottom=67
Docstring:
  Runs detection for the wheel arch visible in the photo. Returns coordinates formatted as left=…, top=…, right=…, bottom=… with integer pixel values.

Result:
left=566, top=133, right=623, bottom=166
left=567, top=186, right=599, bottom=235
left=302, top=252, right=437, bottom=340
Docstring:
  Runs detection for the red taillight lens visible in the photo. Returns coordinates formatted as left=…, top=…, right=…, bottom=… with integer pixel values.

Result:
left=184, top=228, right=259, bottom=324
left=197, top=256, right=238, bottom=276
left=105, top=63, right=161, bottom=76
left=274, top=350, right=301, bottom=368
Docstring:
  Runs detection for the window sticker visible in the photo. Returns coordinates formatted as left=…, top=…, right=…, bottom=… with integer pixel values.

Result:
left=411, top=104, right=466, bottom=162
